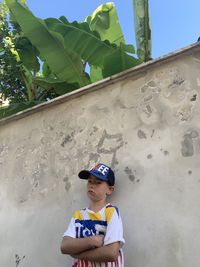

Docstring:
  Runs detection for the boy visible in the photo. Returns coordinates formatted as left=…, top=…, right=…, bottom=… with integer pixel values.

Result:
left=61, top=163, right=125, bottom=267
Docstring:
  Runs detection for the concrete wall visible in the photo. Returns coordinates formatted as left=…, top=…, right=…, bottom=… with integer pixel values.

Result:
left=1, top=44, right=200, bottom=267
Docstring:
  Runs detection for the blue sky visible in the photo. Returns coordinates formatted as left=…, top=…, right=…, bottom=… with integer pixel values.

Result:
left=26, top=0, right=200, bottom=59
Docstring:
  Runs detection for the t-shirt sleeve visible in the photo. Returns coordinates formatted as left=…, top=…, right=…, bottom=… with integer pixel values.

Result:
left=104, top=207, right=125, bottom=246
left=63, top=217, right=76, bottom=238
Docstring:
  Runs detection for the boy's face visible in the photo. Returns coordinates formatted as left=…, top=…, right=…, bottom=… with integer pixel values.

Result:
left=87, top=174, right=114, bottom=202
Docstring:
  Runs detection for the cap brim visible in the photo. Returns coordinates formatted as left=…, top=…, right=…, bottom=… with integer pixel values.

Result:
left=78, top=170, right=90, bottom=180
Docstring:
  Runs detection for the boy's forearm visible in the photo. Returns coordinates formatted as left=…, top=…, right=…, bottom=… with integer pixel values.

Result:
left=74, top=242, right=120, bottom=262
left=61, top=236, right=94, bottom=254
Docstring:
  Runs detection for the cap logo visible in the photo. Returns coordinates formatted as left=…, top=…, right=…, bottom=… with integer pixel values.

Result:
left=92, top=164, right=109, bottom=176
left=97, top=165, right=109, bottom=176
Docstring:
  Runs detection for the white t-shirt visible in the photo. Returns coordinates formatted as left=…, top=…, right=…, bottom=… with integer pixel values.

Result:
left=63, top=203, right=125, bottom=267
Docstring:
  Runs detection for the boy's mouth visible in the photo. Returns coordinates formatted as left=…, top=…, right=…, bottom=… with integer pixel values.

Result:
left=88, top=190, right=95, bottom=194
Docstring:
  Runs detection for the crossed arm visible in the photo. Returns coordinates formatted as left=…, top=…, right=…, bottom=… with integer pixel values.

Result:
left=60, top=236, right=120, bottom=262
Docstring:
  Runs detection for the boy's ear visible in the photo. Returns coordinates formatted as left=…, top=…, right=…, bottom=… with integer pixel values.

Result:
left=107, top=186, right=114, bottom=195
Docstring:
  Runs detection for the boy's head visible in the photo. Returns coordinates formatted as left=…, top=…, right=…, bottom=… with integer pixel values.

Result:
left=78, top=163, right=115, bottom=186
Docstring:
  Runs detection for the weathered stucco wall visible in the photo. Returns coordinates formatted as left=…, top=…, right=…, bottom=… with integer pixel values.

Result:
left=1, top=44, right=200, bottom=267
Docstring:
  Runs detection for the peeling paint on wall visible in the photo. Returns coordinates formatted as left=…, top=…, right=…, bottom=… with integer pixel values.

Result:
left=181, top=130, right=200, bottom=157
left=124, top=166, right=136, bottom=182
left=97, top=130, right=123, bottom=168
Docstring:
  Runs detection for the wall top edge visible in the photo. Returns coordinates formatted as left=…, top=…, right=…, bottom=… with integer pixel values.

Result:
left=1, top=42, right=200, bottom=127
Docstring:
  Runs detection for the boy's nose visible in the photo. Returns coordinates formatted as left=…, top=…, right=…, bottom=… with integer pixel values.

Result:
left=88, top=183, right=95, bottom=189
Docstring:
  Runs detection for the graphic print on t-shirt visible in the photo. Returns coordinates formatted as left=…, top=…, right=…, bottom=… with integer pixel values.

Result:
left=75, top=219, right=107, bottom=237
left=63, top=204, right=125, bottom=267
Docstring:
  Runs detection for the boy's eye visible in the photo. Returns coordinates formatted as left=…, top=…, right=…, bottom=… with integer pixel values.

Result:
left=87, top=179, right=102, bottom=185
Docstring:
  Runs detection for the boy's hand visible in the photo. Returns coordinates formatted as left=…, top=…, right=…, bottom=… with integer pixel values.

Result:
left=90, top=235, right=104, bottom=248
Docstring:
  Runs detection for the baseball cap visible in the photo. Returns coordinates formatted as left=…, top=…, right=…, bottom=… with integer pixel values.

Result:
left=78, top=163, right=115, bottom=186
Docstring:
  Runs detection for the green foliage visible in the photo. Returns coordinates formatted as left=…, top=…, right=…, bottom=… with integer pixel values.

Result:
left=1, top=0, right=151, bottom=119
left=90, top=65, right=103, bottom=83
left=0, top=101, right=41, bottom=119
left=85, top=2, right=135, bottom=82
left=15, top=36, right=40, bottom=73
left=0, top=0, right=82, bottom=117
left=0, top=1, right=27, bottom=103
left=33, top=77, right=79, bottom=97
left=85, top=2, right=125, bottom=45
left=45, top=16, right=117, bottom=67
left=103, top=44, right=142, bottom=77
left=6, top=0, right=88, bottom=87
left=133, top=0, right=151, bottom=61
left=0, top=46, right=28, bottom=103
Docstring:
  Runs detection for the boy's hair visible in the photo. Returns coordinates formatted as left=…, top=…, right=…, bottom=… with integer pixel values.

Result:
left=78, top=163, right=115, bottom=186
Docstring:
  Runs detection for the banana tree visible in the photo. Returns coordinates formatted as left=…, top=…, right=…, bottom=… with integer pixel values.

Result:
left=0, top=0, right=82, bottom=118
left=1, top=0, right=150, bottom=119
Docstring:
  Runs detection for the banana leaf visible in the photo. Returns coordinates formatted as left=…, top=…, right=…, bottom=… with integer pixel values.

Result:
left=88, top=43, right=136, bottom=82
left=42, top=62, right=51, bottom=78
left=132, top=0, right=151, bottom=61
left=45, top=17, right=117, bottom=67
left=33, top=77, right=79, bottom=97
left=84, top=2, right=136, bottom=82
left=85, top=2, right=125, bottom=46
left=15, top=37, right=40, bottom=73
left=0, top=101, right=41, bottom=119
left=102, top=45, right=142, bottom=77
left=5, top=0, right=88, bottom=87
left=90, top=66, right=103, bottom=83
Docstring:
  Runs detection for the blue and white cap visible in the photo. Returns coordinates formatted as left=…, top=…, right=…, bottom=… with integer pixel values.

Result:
left=78, top=163, right=115, bottom=186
